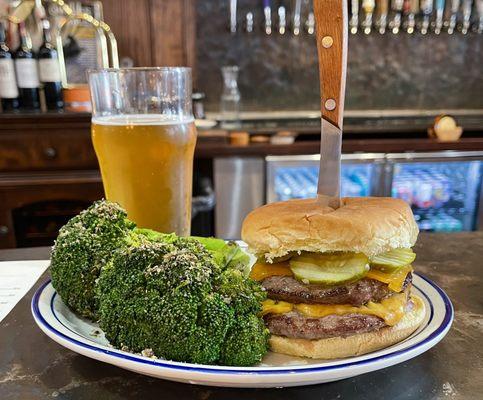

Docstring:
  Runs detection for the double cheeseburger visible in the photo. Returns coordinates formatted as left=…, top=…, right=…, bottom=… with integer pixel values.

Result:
left=242, top=197, right=425, bottom=359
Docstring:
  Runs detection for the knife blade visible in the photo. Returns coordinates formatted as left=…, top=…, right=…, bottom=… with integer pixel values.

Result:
left=313, top=0, right=348, bottom=209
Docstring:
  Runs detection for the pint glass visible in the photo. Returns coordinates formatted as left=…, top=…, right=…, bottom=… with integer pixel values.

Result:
left=88, top=68, right=196, bottom=236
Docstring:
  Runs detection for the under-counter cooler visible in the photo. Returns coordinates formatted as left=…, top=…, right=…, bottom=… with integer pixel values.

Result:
left=214, top=151, right=483, bottom=238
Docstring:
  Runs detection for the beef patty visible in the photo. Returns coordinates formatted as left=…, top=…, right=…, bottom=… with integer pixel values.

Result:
left=262, top=273, right=412, bottom=307
left=265, top=299, right=414, bottom=340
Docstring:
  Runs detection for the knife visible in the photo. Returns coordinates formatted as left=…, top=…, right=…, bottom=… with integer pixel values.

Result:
left=313, top=0, right=348, bottom=209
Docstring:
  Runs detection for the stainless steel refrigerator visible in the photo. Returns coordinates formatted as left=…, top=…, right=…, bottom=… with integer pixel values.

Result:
left=214, top=151, right=483, bottom=238
left=265, top=151, right=483, bottom=232
left=385, top=152, right=483, bottom=232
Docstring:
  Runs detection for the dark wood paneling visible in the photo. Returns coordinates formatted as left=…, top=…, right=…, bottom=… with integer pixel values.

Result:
left=0, top=171, right=103, bottom=248
left=0, top=113, right=96, bottom=172
left=0, top=131, right=97, bottom=171
left=102, top=0, right=153, bottom=66
left=183, top=0, right=197, bottom=81
left=101, top=0, right=196, bottom=69
left=148, top=0, right=196, bottom=68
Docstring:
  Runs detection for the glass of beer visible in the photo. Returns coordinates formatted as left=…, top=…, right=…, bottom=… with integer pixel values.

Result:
left=88, top=68, right=196, bottom=236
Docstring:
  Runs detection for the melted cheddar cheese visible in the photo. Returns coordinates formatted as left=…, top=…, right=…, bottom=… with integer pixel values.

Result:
left=262, top=292, right=408, bottom=326
left=249, top=262, right=292, bottom=281
left=366, top=265, right=413, bottom=292
left=250, top=261, right=412, bottom=293
left=261, top=299, right=294, bottom=315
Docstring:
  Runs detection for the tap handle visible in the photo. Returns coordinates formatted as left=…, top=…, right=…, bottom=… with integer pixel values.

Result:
left=293, top=0, right=302, bottom=34
left=390, top=0, right=404, bottom=33
left=278, top=6, right=287, bottom=34
left=306, top=11, right=315, bottom=34
left=477, top=0, right=483, bottom=33
left=263, top=0, right=272, bottom=34
left=362, top=0, right=375, bottom=34
left=245, top=12, right=254, bottom=33
left=405, top=0, right=419, bottom=32
left=461, top=0, right=473, bottom=34
left=350, top=0, right=360, bottom=34
left=434, top=0, right=445, bottom=34
left=447, top=0, right=460, bottom=33
left=229, top=0, right=237, bottom=33
left=376, top=0, right=389, bottom=33
left=420, top=0, right=433, bottom=34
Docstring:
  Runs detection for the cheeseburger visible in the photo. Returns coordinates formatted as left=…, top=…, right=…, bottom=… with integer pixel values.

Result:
left=242, top=197, right=425, bottom=359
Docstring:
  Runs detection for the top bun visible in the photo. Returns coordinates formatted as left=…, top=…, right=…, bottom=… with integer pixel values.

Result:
left=241, top=197, right=418, bottom=260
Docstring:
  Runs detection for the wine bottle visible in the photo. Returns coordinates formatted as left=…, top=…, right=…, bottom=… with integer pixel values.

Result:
left=14, top=22, right=40, bottom=110
left=0, top=21, right=19, bottom=111
left=38, top=19, right=63, bottom=110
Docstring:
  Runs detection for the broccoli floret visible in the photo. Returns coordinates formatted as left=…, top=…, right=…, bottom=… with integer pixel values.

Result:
left=216, top=268, right=266, bottom=315
left=220, top=314, right=270, bottom=366
left=98, top=239, right=234, bottom=365
left=214, top=267, right=268, bottom=366
left=50, top=200, right=135, bottom=319
left=193, top=237, right=251, bottom=274
left=134, top=228, right=177, bottom=243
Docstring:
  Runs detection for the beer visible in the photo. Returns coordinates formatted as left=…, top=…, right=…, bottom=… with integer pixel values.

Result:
left=92, top=115, right=197, bottom=235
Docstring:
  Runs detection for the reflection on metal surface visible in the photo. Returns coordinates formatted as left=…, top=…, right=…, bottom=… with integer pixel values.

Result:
left=214, top=157, right=265, bottom=239
left=266, top=153, right=386, bottom=203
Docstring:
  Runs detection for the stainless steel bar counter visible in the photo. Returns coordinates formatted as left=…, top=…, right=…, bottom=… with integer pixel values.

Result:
left=1, top=232, right=482, bottom=399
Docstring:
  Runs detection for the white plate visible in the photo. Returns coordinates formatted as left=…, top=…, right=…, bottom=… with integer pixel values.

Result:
left=31, top=268, right=453, bottom=388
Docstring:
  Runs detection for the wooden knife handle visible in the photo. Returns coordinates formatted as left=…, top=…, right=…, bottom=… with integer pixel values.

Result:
left=314, top=0, right=348, bottom=130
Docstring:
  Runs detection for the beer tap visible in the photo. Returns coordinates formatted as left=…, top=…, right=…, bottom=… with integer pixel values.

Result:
left=434, top=0, right=445, bottom=34
left=362, top=0, right=376, bottom=33
left=229, top=0, right=237, bottom=33
left=293, top=0, right=302, bottom=35
left=389, top=0, right=404, bottom=33
left=263, top=0, right=272, bottom=34
left=420, top=0, right=433, bottom=34
left=477, top=0, right=483, bottom=33
left=350, top=0, right=360, bottom=34
left=447, top=0, right=460, bottom=33
left=461, top=0, right=473, bottom=34
left=405, top=0, right=419, bottom=33
left=245, top=12, right=254, bottom=33
left=376, top=0, right=389, bottom=33
left=305, top=11, right=315, bottom=34
left=278, top=3, right=287, bottom=34
left=402, top=0, right=411, bottom=30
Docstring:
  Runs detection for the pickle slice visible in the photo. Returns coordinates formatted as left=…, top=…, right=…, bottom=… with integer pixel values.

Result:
left=289, top=253, right=369, bottom=285
left=370, top=248, right=416, bottom=272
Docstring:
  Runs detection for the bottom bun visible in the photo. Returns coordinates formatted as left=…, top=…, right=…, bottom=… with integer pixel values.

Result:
left=269, top=295, right=426, bottom=360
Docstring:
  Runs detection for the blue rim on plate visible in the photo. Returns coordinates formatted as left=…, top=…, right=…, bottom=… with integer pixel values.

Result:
left=31, top=273, right=453, bottom=375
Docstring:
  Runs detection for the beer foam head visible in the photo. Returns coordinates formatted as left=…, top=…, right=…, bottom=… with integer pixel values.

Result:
left=92, top=114, right=194, bottom=126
